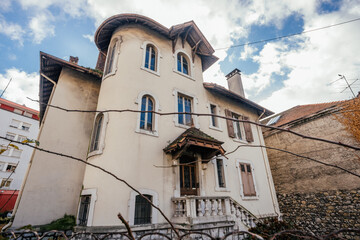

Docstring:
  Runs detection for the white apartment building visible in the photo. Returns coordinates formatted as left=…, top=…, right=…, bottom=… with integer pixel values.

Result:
left=0, top=98, right=39, bottom=190
left=12, top=14, right=280, bottom=236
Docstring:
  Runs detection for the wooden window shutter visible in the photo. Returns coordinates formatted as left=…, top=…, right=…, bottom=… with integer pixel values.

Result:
left=246, top=164, right=256, bottom=196
left=225, top=109, right=235, bottom=138
left=240, top=163, right=256, bottom=197
left=243, top=116, right=254, bottom=142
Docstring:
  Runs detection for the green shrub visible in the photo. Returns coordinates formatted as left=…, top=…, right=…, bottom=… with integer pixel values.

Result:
left=39, top=214, right=75, bottom=231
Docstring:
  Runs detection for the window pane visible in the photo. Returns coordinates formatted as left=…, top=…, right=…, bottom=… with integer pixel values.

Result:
left=90, top=114, right=103, bottom=151
left=134, top=195, right=152, bottom=225
left=150, top=48, right=156, bottom=71
left=183, top=57, right=188, bottom=75
left=147, top=98, right=153, bottom=131
left=145, top=46, right=150, bottom=69
left=140, top=97, right=146, bottom=129
left=210, top=105, right=217, bottom=127
left=184, top=98, right=192, bottom=126
left=177, top=54, right=182, bottom=72
left=216, top=159, right=225, bottom=188
left=178, top=95, right=184, bottom=124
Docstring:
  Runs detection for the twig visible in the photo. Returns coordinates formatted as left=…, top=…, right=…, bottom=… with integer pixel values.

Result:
left=27, top=97, right=360, bottom=151
left=0, top=136, right=180, bottom=237
left=117, top=213, right=135, bottom=240
left=225, top=144, right=360, bottom=179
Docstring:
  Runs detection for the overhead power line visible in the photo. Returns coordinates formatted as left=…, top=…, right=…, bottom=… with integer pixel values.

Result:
left=215, top=17, right=360, bottom=51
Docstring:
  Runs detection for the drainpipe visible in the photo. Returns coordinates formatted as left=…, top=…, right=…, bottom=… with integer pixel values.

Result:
left=2, top=73, right=57, bottom=232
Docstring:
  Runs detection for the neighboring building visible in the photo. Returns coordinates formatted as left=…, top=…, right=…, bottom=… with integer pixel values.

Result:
left=262, top=99, right=360, bottom=234
left=12, top=14, right=280, bottom=236
left=0, top=98, right=39, bottom=212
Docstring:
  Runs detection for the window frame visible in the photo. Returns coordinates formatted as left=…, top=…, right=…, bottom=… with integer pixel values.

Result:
left=173, top=50, right=194, bottom=80
left=77, top=188, right=97, bottom=227
left=232, top=112, right=246, bottom=142
left=103, top=36, right=122, bottom=80
left=0, top=178, right=12, bottom=188
left=88, top=112, right=109, bottom=158
left=212, top=156, right=229, bottom=192
left=135, top=91, right=160, bottom=137
left=140, top=41, right=161, bottom=76
left=208, top=103, right=222, bottom=131
left=173, top=89, right=199, bottom=129
left=6, top=163, right=17, bottom=172
left=236, top=159, right=259, bottom=200
left=128, top=189, right=159, bottom=226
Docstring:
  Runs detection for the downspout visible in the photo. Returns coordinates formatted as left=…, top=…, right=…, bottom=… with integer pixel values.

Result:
left=2, top=73, right=57, bottom=231
left=256, top=122, right=281, bottom=218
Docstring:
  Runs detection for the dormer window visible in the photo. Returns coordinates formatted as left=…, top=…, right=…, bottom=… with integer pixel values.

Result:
left=177, top=53, right=189, bottom=75
left=144, top=45, right=157, bottom=71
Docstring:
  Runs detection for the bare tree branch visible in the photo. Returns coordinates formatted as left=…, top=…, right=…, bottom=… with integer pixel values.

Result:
left=27, top=97, right=360, bottom=151
left=117, top=213, right=135, bottom=240
left=0, top=136, right=180, bottom=237
left=225, top=144, right=360, bottom=179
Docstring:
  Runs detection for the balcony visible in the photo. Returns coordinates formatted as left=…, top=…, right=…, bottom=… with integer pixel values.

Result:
left=171, top=196, right=259, bottom=229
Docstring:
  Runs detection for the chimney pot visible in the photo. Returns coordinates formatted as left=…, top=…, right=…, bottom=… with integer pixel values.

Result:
left=226, top=68, right=245, bottom=98
left=69, top=56, right=79, bottom=64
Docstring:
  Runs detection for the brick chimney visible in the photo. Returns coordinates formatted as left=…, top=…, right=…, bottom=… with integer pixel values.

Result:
left=226, top=68, right=245, bottom=98
left=69, top=56, right=79, bottom=65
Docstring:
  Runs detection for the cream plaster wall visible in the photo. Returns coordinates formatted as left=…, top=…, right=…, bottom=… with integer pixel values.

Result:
left=12, top=68, right=100, bottom=228
left=81, top=25, right=279, bottom=227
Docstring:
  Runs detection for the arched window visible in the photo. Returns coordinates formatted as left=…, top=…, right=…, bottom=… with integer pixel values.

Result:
left=177, top=53, right=189, bottom=75
left=134, top=194, right=152, bottom=225
left=90, top=113, right=103, bottom=152
left=104, top=39, right=118, bottom=76
left=144, top=44, right=157, bottom=71
left=140, top=95, right=154, bottom=131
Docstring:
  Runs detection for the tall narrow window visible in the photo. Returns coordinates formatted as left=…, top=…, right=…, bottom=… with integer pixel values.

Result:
left=232, top=113, right=244, bottom=140
left=210, top=104, right=218, bottom=128
left=177, top=53, right=189, bottom=75
left=90, top=114, right=103, bottom=152
left=144, top=45, right=157, bottom=71
left=0, top=179, right=12, bottom=188
left=216, top=159, right=226, bottom=188
left=140, top=96, right=154, bottom=131
left=178, top=94, right=192, bottom=126
left=239, top=163, right=256, bottom=197
left=134, top=194, right=152, bottom=225
left=104, top=39, right=118, bottom=75
left=78, top=195, right=91, bottom=226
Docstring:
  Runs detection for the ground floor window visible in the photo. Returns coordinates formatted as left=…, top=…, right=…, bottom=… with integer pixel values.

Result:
left=239, top=163, right=256, bottom=197
left=78, top=195, right=91, bottom=226
left=134, top=194, right=152, bottom=225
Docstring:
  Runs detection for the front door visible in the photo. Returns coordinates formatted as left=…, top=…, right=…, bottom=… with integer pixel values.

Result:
left=180, top=157, right=198, bottom=196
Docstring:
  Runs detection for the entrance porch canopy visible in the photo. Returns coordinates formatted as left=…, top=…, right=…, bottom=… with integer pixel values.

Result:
left=163, top=127, right=225, bottom=162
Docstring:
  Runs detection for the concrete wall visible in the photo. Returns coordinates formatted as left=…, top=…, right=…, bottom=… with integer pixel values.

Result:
left=264, top=113, right=360, bottom=233
left=12, top=68, right=100, bottom=227
left=81, top=25, right=279, bottom=227
left=0, top=110, right=39, bottom=190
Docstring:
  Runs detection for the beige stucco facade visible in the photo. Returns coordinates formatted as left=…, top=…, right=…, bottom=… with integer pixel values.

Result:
left=12, top=15, right=279, bottom=231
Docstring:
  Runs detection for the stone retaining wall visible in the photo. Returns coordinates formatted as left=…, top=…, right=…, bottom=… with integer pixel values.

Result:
left=277, top=189, right=360, bottom=236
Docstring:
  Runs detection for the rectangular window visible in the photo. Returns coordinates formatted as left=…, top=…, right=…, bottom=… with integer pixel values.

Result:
left=10, top=120, right=20, bottom=128
left=13, top=109, right=22, bottom=114
left=78, top=195, right=91, bottom=226
left=5, top=133, right=16, bottom=141
left=6, top=164, right=17, bottom=172
left=22, top=122, right=31, bottom=131
left=11, top=149, right=22, bottom=158
left=210, top=104, right=218, bottom=128
left=24, top=112, right=33, bottom=118
left=17, top=135, right=27, bottom=142
left=232, top=113, right=244, bottom=140
left=216, top=159, right=226, bottom=188
left=239, top=163, right=256, bottom=197
left=134, top=194, right=152, bottom=225
left=1, top=179, right=12, bottom=188
left=178, top=94, right=193, bottom=126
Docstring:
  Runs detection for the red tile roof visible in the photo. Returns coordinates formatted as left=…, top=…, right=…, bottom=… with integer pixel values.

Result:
left=267, top=101, right=346, bottom=127
left=0, top=98, right=39, bottom=115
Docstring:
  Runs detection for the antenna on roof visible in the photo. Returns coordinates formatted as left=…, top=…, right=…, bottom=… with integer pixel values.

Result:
left=338, top=74, right=357, bottom=98
left=0, top=78, right=12, bottom=98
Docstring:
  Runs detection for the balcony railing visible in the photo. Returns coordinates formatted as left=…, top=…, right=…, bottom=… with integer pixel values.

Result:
left=172, top=196, right=260, bottom=229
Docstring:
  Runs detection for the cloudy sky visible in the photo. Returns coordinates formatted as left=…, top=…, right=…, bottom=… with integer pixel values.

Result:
left=0, top=0, right=359, bottom=113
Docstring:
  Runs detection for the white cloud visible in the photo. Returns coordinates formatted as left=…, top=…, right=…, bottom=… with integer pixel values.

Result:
left=83, top=34, right=94, bottom=43
left=29, top=11, right=55, bottom=44
left=0, top=0, right=12, bottom=11
left=240, top=45, right=257, bottom=61
left=0, top=68, right=39, bottom=110
left=0, top=16, right=25, bottom=45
